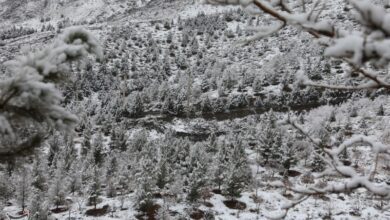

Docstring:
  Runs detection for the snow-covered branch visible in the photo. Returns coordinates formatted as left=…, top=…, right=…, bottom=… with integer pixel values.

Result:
left=276, top=116, right=390, bottom=218
left=203, top=0, right=390, bottom=90
left=0, top=27, right=102, bottom=156
left=200, top=0, right=390, bottom=218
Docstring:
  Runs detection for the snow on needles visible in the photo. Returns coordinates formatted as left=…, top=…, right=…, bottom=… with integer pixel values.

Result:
left=0, top=27, right=102, bottom=152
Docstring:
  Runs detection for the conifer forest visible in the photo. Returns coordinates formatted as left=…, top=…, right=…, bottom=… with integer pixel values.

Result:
left=2, top=0, right=390, bottom=219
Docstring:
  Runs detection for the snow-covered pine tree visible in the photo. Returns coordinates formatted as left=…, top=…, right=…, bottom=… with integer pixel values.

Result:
left=156, top=159, right=171, bottom=190
left=0, top=173, right=13, bottom=209
left=378, top=104, right=385, bottom=116
left=81, top=124, right=93, bottom=157
left=281, top=137, right=298, bottom=173
left=126, top=92, right=144, bottom=117
left=206, top=131, right=218, bottom=153
left=211, top=140, right=229, bottom=191
left=166, top=31, right=173, bottom=44
left=68, top=159, right=83, bottom=195
left=88, top=166, right=102, bottom=210
left=47, top=132, right=64, bottom=167
left=92, top=131, right=105, bottom=167
left=201, top=95, right=213, bottom=114
left=329, top=109, right=336, bottom=123
left=187, top=143, right=209, bottom=202
left=29, top=190, right=49, bottom=220
left=163, top=52, right=172, bottom=78
left=258, top=110, right=283, bottom=166
left=310, top=150, right=326, bottom=173
left=48, top=158, right=69, bottom=210
left=110, top=125, right=128, bottom=152
left=190, top=36, right=199, bottom=55
left=31, top=154, right=48, bottom=192
left=224, top=139, right=252, bottom=200
left=135, top=148, right=157, bottom=213
left=105, top=155, right=119, bottom=198
left=252, top=75, right=263, bottom=94
left=130, top=129, right=148, bottom=153
left=181, top=32, right=189, bottom=47
left=13, top=166, right=31, bottom=213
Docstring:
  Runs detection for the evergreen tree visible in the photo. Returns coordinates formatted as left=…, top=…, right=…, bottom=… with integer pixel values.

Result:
left=211, top=142, right=229, bottom=191
left=258, top=110, right=283, bottom=166
left=344, top=118, right=353, bottom=136
left=135, top=149, right=156, bottom=212
left=81, top=124, right=93, bottom=157
left=206, top=131, right=218, bottom=153
left=190, top=37, right=199, bottom=55
left=311, top=150, right=326, bottom=172
left=105, top=155, right=119, bottom=198
left=378, top=104, right=385, bottom=116
left=48, top=159, right=68, bottom=210
left=47, top=133, right=64, bottom=167
left=166, top=31, right=173, bottom=44
left=88, top=166, right=102, bottom=210
left=0, top=173, right=13, bottom=207
left=281, top=138, right=298, bottom=173
left=252, top=76, right=263, bottom=93
left=205, top=33, right=212, bottom=49
left=110, top=126, right=128, bottom=152
left=236, top=24, right=242, bottom=36
left=127, top=92, right=144, bottom=117
left=92, top=131, right=105, bottom=167
left=156, top=160, right=170, bottom=190
left=224, top=165, right=244, bottom=199
left=31, top=154, right=48, bottom=192
left=329, top=109, right=336, bottom=122
left=181, top=32, right=189, bottom=47
left=350, top=106, right=358, bottom=117
left=224, top=139, right=251, bottom=200
left=130, top=129, right=148, bottom=153
left=13, top=167, right=31, bottom=213
left=62, top=136, right=78, bottom=171
left=201, top=95, right=213, bottom=114
left=68, top=159, right=83, bottom=195
left=162, top=52, right=172, bottom=77
left=187, top=143, right=209, bottom=202
left=29, top=190, right=49, bottom=220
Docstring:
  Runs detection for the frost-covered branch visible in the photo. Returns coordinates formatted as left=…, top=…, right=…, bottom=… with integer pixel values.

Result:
left=203, top=0, right=390, bottom=89
left=201, top=0, right=390, bottom=218
left=239, top=22, right=285, bottom=45
left=0, top=27, right=102, bottom=156
left=277, top=117, right=390, bottom=218
left=203, top=0, right=335, bottom=38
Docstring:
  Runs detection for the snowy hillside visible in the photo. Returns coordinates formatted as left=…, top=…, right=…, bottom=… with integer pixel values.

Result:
left=2, top=0, right=390, bottom=220
left=0, top=0, right=156, bottom=28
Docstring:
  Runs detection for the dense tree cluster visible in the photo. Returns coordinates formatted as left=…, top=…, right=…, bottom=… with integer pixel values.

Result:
left=0, top=110, right=343, bottom=218
left=0, top=26, right=36, bottom=40
left=2, top=0, right=390, bottom=219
